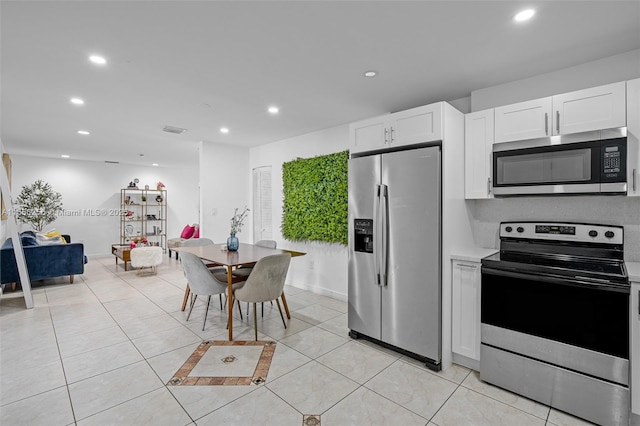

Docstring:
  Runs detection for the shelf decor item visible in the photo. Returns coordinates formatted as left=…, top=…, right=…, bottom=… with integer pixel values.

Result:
left=227, top=206, right=249, bottom=251
left=156, top=181, right=165, bottom=191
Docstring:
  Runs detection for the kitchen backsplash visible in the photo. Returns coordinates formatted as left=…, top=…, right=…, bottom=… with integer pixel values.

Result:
left=467, top=196, right=640, bottom=262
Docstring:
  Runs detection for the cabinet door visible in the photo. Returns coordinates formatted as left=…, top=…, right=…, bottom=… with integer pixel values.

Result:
left=390, top=103, right=442, bottom=147
left=631, top=281, right=640, bottom=419
left=495, top=97, right=552, bottom=143
left=452, top=260, right=481, bottom=361
left=553, top=81, right=626, bottom=135
left=349, top=115, right=389, bottom=154
left=465, top=109, right=494, bottom=199
left=627, top=79, right=640, bottom=197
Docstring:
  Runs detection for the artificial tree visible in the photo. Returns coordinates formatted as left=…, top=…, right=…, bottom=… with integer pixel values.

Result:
left=15, top=180, right=63, bottom=231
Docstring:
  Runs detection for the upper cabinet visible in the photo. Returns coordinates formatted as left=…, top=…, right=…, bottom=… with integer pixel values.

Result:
left=494, top=82, right=627, bottom=144
left=465, top=109, right=494, bottom=199
left=627, top=78, right=640, bottom=197
left=494, top=97, right=552, bottom=143
left=350, top=103, right=442, bottom=154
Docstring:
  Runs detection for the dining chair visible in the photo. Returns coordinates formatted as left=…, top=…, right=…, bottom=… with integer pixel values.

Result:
left=232, top=240, right=277, bottom=316
left=233, top=253, right=291, bottom=340
left=180, top=251, right=244, bottom=331
left=180, top=237, right=225, bottom=311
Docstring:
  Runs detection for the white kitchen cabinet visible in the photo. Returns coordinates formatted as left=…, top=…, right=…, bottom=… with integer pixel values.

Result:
left=631, top=278, right=640, bottom=425
left=553, top=81, right=626, bottom=135
left=495, top=97, right=552, bottom=143
left=494, top=81, right=626, bottom=144
left=350, top=103, right=442, bottom=154
left=350, top=115, right=389, bottom=154
left=452, top=259, right=482, bottom=369
left=627, top=78, right=640, bottom=197
left=465, top=109, right=494, bottom=199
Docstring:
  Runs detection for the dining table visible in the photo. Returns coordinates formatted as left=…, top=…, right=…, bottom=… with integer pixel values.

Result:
left=175, top=243, right=305, bottom=340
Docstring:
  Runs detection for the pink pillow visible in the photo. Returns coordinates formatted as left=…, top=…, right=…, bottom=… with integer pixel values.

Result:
left=193, top=227, right=200, bottom=238
left=180, top=225, right=196, bottom=239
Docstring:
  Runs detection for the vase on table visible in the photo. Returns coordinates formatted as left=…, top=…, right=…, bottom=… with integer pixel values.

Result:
left=227, top=233, right=239, bottom=251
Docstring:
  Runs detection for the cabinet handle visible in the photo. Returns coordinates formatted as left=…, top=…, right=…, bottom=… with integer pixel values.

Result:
left=487, top=178, right=492, bottom=195
left=556, top=111, right=560, bottom=134
left=384, top=128, right=389, bottom=144
left=544, top=113, right=548, bottom=135
left=633, top=168, right=637, bottom=192
left=456, top=263, right=478, bottom=269
left=390, top=126, right=395, bottom=143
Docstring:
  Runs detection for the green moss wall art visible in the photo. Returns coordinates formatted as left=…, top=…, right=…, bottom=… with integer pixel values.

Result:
left=282, top=150, right=349, bottom=245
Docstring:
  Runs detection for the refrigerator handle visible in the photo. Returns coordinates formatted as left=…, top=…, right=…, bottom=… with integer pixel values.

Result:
left=373, top=184, right=381, bottom=286
left=380, top=184, right=389, bottom=286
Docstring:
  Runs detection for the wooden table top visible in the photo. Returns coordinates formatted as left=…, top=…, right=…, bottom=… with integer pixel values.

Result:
left=175, top=243, right=305, bottom=267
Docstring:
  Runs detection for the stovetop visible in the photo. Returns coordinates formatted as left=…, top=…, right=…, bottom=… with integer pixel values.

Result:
left=481, top=221, right=629, bottom=286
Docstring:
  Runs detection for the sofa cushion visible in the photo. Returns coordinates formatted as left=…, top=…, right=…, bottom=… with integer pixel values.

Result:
left=180, top=224, right=196, bottom=239
left=2, top=232, right=39, bottom=249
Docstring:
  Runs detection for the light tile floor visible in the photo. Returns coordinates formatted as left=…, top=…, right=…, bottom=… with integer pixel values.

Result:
left=0, top=255, right=596, bottom=426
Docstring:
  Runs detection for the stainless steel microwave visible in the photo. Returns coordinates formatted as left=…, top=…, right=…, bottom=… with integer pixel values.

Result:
left=492, top=128, right=627, bottom=196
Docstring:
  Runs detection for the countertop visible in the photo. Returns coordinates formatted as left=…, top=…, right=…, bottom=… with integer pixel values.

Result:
left=628, top=261, right=640, bottom=283
left=451, top=247, right=498, bottom=263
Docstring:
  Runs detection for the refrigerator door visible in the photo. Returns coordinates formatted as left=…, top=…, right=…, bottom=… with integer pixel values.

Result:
left=381, top=146, right=441, bottom=362
left=348, top=154, right=381, bottom=339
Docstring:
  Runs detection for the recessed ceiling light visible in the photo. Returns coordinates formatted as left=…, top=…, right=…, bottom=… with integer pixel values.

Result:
left=61, top=154, right=70, bottom=158
left=220, top=127, right=229, bottom=134
left=152, top=163, right=159, bottom=167
left=514, top=9, right=535, bottom=22
left=364, top=71, right=377, bottom=78
left=77, top=130, right=90, bottom=135
left=70, top=97, right=84, bottom=105
left=268, top=106, right=279, bottom=114
left=89, top=55, right=107, bottom=65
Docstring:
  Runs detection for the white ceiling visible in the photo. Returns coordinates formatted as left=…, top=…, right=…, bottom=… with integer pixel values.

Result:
left=2, top=1, right=639, bottom=168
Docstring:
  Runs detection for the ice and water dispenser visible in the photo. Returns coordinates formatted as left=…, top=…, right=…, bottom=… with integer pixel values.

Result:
left=354, top=219, right=373, bottom=253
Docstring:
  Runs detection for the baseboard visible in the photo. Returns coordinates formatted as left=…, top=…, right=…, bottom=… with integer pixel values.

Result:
left=285, top=280, right=347, bottom=301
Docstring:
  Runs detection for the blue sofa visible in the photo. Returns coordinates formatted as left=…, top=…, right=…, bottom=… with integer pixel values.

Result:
left=1, top=232, right=87, bottom=291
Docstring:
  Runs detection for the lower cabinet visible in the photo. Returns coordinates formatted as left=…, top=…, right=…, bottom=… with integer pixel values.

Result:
left=451, top=258, right=482, bottom=370
left=632, top=280, right=640, bottom=424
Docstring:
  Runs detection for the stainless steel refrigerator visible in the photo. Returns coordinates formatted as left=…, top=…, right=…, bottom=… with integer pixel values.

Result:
left=348, top=145, right=442, bottom=370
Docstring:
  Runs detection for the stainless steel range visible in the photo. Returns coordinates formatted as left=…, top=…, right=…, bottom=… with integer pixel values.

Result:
left=481, top=222, right=630, bottom=426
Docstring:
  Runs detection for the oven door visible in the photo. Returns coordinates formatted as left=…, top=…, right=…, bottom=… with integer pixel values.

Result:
left=481, top=267, right=629, bottom=375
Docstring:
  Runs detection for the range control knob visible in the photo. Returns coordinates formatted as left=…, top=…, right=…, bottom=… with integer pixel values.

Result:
left=588, top=230, right=598, bottom=238
left=505, top=226, right=513, bottom=233
left=517, top=226, right=524, bottom=233
left=605, top=231, right=615, bottom=239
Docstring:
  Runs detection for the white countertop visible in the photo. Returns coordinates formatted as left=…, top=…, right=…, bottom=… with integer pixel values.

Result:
left=628, top=261, right=640, bottom=283
left=451, top=247, right=498, bottom=263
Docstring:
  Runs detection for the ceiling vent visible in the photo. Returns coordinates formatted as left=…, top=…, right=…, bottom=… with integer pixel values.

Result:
left=104, top=160, right=119, bottom=164
left=163, top=125, right=187, bottom=134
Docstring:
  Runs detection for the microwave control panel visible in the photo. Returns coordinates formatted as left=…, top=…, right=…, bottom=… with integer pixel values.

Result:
left=601, top=138, right=626, bottom=182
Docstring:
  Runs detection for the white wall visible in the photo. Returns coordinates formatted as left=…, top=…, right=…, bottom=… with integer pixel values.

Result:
left=471, top=49, right=640, bottom=111
left=5, top=155, right=199, bottom=257
left=250, top=124, right=350, bottom=300
left=467, top=50, right=640, bottom=262
left=199, top=142, right=251, bottom=243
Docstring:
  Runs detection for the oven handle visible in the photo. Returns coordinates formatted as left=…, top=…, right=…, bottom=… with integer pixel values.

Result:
left=481, top=266, right=630, bottom=293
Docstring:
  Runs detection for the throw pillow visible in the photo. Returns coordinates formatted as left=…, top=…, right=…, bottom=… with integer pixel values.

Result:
left=193, top=227, right=200, bottom=238
left=180, top=224, right=196, bottom=239
left=43, top=230, right=67, bottom=244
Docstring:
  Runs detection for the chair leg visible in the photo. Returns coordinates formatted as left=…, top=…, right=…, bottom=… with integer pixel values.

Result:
left=253, top=303, right=258, bottom=341
left=219, top=294, right=223, bottom=310
left=261, top=302, right=264, bottom=317
left=237, top=299, right=243, bottom=320
left=181, top=284, right=191, bottom=311
left=275, top=298, right=287, bottom=329
left=186, top=294, right=198, bottom=321
left=202, top=295, right=211, bottom=331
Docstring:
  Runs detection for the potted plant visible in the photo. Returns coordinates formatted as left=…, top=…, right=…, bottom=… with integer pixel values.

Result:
left=15, top=180, right=63, bottom=231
